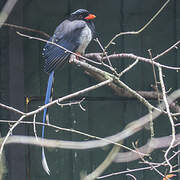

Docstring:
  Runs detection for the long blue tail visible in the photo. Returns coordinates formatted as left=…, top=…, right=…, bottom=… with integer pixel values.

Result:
left=42, top=71, right=54, bottom=175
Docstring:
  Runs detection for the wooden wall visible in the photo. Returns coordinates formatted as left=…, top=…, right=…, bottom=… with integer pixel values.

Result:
left=0, top=0, right=180, bottom=179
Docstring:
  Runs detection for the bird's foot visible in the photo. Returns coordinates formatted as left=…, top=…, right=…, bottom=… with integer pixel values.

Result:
left=75, top=52, right=81, bottom=60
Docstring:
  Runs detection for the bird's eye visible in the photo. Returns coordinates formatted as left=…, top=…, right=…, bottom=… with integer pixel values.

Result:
left=79, top=15, right=83, bottom=19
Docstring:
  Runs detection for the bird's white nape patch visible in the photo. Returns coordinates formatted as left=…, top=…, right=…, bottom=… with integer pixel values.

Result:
left=76, top=24, right=92, bottom=54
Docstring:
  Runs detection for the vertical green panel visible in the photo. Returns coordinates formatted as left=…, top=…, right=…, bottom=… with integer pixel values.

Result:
left=23, top=1, right=41, bottom=96
left=175, top=1, right=180, bottom=179
left=176, top=0, right=180, bottom=89
left=122, top=101, right=145, bottom=180
left=89, top=100, right=126, bottom=179
left=70, top=102, right=91, bottom=180
left=0, top=25, right=9, bottom=180
left=0, top=26, right=9, bottom=127
left=123, top=0, right=177, bottom=91
left=122, top=0, right=148, bottom=90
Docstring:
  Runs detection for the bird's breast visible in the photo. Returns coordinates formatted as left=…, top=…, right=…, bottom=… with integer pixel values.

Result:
left=76, top=25, right=92, bottom=54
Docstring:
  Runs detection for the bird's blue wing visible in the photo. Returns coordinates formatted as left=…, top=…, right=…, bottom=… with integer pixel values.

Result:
left=42, top=20, right=86, bottom=74
left=43, top=38, right=76, bottom=73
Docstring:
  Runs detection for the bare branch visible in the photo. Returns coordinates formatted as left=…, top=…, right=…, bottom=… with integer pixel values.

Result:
left=148, top=49, right=161, bottom=105
left=118, top=59, right=139, bottom=77
left=57, top=98, right=86, bottom=111
left=83, top=143, right=122, bottom=180
left=0, top=79, right=113, bottom=156
left=105, top=0, right=170, bottom=50
left=1, top=88, right=180, bottom=151
left=0, top=3, right=179, bottom=177
left=114, top=134, right=180, bottom=162
left=16, top=31, right=102, bottom=66
left=158, top=66, right=175, bottom=172
left=97, top=165, right=159, bottom=179
left=0, top=23, right=50, bottom=38
left=0, top=115, right=26, bottom=154
left=0, top=103, right=25, bottom=115
left=103, top=51, right=180, bottom=70
left=126, top=174, right=137, bottom=180
left=0, top=0, right=19, bottom=28
left=0, top=133, right=179, bottom=173
left=71, top=58, right=161, bottom=112
left=33, top=114, right=38, bottom=141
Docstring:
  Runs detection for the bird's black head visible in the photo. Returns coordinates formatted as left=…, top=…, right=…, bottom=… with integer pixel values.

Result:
left=69, top=9, right=96, bottom=21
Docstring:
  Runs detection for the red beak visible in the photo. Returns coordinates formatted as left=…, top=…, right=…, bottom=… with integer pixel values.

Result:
left=84, top=14, right=96, bottom=20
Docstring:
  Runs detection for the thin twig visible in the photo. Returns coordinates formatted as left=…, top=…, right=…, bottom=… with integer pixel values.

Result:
left=1, top=23, right=50, bottom=38
left=16, top=31, right=102, bottom=66
left=148, top=49, right=161, bottom=105
left=83, top=142, right=122, bottom=180
left=97, top=166, right=158, bottom=179
left=158, top=66, right=175, bottom=172
left=0, top=79, right=113, bottom=156
left=114, top=134, right=180, bottom=163
left=33, top=114, right=38, bottom=141
left=95, top=38, right=114, bottom=70
left=0, top=0, right=19, bottom=28
left=135, top=141, right=165, bottom=178
left=149, top=109, right=155, bottom=138
left=0, top=120, right=145, bottom=155
left=118, top=59, right=139, bottom=77
left=105, top=0, right=170, bottom=50
left=126, top=174, right=137, bottom=180
left=0, top=103, right=25, bottom=115
left=71, top=58, right=161, bottom=112
left=57, top=98, right=86, bottom=111
left=1, top=119, right=180, bottom=156
left=153, top=40, right=180, bottom=61
left=0, top=115, right=26, bottom=154
left=1, top=89, right=180, bottom=152
left=103, top=52, right=180, bottom=70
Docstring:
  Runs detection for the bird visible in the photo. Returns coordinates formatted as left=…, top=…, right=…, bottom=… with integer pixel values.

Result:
left=41, top=9, right=96, bottom=175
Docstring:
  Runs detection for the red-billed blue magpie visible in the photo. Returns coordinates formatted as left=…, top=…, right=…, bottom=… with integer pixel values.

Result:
left=42, top=9, right=96, bottom=175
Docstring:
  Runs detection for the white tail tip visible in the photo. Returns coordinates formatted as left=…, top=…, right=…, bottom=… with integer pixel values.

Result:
left=42, top=148, right=50, bottom=175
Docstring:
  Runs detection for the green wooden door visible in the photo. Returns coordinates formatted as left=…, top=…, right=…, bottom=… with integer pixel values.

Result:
left=0, top=0, right=180, bottom=179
